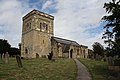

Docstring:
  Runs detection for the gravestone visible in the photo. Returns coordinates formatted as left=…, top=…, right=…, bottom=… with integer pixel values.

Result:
left=103, top=55, right=107, bottom=61
left=95, top=54, right=99, bottom=60
left=108, top=56, right=114, bottom=71
left=0, top=54, right=2, bottom=62
left=16, top=55, right=22, bottom=67
left=5, top=52, right=9, bottom=64
left=2, top=53, right=5, bottom=63
left=98, top=55, right=102, bottom=61
left=108, top=56, right=114, bottom=65
left=0, top=54, right=2, bottom=61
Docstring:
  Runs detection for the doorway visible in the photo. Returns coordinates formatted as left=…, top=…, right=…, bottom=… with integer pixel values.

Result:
left=70, top=49, right=73, bottom=58
left=36, top=53, right=39, bottom=58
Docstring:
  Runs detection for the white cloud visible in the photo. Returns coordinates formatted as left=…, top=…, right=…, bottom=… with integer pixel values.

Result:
left=0, top=0, right=32, bottom=47
left=0, top=0, right=111, bottom=49
left=50, top=0, right=111, bottom=49
left=42, top=0, right=53, bottom=10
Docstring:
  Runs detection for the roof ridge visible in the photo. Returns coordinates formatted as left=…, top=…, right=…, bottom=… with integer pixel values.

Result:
left=53, top=37, right=80, bottom=46
left=53, top=37, right=76, bottom=42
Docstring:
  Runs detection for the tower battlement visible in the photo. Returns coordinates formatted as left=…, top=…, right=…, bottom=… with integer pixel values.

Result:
left=23, top=9, right=54, bottom=21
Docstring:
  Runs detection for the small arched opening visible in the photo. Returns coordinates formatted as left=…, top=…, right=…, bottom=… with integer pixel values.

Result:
left=36, top=53, right=39, bottom=58
left=70, top=49, right=73, bottom=58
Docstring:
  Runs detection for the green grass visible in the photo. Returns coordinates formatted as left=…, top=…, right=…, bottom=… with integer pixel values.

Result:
left=78, top=58, right=111, bottom=80
left=0, top=58, right=77, bottom=80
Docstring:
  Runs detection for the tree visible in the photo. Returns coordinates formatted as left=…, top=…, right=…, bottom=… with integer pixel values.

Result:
left=92, top=42, right=104, bottom=57
left=9, top=47, right=20, bottom=57
left=0, top=39, right=11, bottom=59
left=102, top=0, right=120, bottom=57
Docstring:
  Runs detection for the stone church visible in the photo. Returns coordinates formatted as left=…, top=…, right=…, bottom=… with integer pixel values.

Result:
left=21, top=9, right=88, bottom=58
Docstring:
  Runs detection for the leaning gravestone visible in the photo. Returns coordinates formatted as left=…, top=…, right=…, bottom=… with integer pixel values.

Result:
left=5, top=52, right=9, bottom=64
left=16, top=55, right=22, bottom=67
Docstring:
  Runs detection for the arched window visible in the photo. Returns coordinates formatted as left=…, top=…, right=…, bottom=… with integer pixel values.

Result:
left=25, top=48, right=28, bottom=54
left=40, top=22, right=48, bottom=32
left=40, top=23, right=42, bottom=31
left=29, top=23, right=31, bottom=29
left=77, top=49, right=79, bottom=55
left=43, top=23, right=46, bottom=30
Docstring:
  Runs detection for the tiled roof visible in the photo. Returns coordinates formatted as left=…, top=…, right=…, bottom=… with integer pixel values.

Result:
left=52, top=37, right=80, bottom=47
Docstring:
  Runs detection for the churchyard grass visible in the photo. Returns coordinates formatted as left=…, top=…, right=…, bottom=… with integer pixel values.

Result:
left=79, top=58, right=111, bottom=80
left=0, top=58, right=77, bottom=80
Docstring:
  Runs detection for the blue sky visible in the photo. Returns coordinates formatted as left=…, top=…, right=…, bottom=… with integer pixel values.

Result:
left=0, top=0, right=111, bottom=49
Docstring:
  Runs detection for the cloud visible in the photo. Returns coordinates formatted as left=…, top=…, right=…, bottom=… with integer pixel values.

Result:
left=0, top=0, right=111, bottom=49
left=49, top=0, right=111, bottom=49
left=42, top=0, right=53, bottom=10
left=0, top=0, right=32, bottom=47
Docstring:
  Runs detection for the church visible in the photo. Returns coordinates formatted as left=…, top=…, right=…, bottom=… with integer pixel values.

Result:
left=21, top=9, right=88, bottom=58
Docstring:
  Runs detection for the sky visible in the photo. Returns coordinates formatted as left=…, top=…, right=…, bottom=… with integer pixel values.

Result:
left=0, top=0, right=111, bottom=49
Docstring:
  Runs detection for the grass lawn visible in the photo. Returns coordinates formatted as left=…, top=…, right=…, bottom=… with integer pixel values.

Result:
left=79, top=58, right=111, bottom=80
left=0, top=58, right=77, bottom=80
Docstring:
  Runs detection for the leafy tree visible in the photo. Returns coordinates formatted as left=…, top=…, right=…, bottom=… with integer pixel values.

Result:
left=0, top=39, right=11, bottom=59
left=9, top=47, right=20, bottom=57
left=102, top=0, right=120, bottom=57
left=92, top=42, right=104, bottom=57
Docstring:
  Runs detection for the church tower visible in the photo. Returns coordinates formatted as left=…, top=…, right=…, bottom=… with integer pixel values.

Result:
left=21, top=9, right=54, bottom=58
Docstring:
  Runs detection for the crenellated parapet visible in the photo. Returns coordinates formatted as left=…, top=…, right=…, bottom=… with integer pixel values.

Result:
left=23, top=9, right=54, bottom=21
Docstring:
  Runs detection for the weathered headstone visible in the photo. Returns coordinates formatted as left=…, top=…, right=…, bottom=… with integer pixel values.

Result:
left=0, top=54, right=1, bottom=60
left=0, top=53, right=2, bottom=62
left=103, top=55, right=107, bottom=62
left=16, top=55, right=22, bottom=67
left=108, top=56, right=114, bottom=65
left=98, top=55, right=102, bottom=61
left=95, top=54, right=99, bottom=60
left=4, top=52, right=9, bottom=64
left=2, top=53, right=5, bottom=63
left=108, top=56, right=114, bottom=71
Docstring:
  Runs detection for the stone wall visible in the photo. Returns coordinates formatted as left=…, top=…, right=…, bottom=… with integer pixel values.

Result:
left=21, top=10, right=54, bottom=58
left=21, top=10, right=88, bottom=59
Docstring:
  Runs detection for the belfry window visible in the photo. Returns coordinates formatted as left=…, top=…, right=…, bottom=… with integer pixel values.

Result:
left=43, top=23, right=46, bottom=31
left=25, top=23, right=31, bottom=31
left=29, top=23, right=31, bottom=29
left=41, top=23, right=48, bottom=32
left=40, top=23, right=42, bottom=31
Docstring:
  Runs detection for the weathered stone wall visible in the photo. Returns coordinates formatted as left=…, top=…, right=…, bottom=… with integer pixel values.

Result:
left=21, top=10, right=88, bottom=59
left=51, top=40, right=59, bottom=58
left=32, top=31, right=51, bottom=58
left=21, top=10, right=54, bottom=58
left=78, top=46, right=88, bottom=58
left=21, top=14, right=34, bottom=58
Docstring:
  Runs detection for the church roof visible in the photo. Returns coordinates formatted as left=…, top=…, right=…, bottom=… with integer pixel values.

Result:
left=52, top=37, right=80, bottom=47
